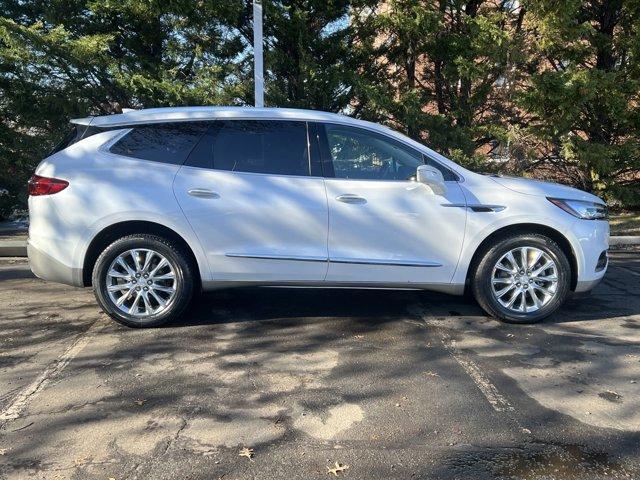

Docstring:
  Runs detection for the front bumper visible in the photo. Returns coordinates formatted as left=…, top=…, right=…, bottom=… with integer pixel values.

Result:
left=570, top=218, right=609, bottom=293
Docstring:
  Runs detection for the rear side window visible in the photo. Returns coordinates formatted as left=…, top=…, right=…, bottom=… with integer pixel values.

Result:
left=49, top=125, right=86, bottom=155
left=110, top=123, right=208, bottom=165
left=185, top=120, right=310, bottom=176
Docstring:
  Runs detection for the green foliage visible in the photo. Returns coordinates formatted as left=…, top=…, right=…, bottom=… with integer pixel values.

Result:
left=0, top=0, right=247, bottom=217
left=519, top=0, right=640, bottom=204
left=0, top=0, right=638, bottom=218
left=352, top=0, right=527, bottom=168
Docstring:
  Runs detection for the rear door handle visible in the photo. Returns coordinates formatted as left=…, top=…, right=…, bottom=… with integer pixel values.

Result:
left=336, top=194, right=367, bottom=204
left=187, top=188, right=220, bottom=199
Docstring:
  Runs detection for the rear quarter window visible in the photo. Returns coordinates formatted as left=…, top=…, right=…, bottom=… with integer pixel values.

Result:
left=109, top=123, right=208, bottom=165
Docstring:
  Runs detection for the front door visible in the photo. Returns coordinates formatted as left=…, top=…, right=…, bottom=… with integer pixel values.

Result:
left=317, top=123, right=467, bottom=285
left=174, top=120, right=328, bottom=282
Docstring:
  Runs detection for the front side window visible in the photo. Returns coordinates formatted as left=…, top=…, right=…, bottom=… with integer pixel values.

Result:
left=321, top=124, right=423, bottom=181
left=185, top=120, right=310, bottom=176
left=320, top=123, right=458, bottom=181
left=110, top=122, right=208, bottom=165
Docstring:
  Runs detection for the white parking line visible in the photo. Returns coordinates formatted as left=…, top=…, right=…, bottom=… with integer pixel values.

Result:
left=0, top=320, right=105, bottom=423
left=409, top=305, right=514, bottom=413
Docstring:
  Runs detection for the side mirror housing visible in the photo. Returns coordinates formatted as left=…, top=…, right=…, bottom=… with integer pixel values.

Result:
left=416, top=165, right=447, bottom=195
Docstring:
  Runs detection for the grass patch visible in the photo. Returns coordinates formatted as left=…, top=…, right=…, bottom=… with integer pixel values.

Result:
left=610, top=212, right=640, bottom=236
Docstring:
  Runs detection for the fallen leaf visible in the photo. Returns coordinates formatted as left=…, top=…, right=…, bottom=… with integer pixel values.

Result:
left=327, top=462, right=349, bottom=476
left=239, top=447, right=254, bottom=460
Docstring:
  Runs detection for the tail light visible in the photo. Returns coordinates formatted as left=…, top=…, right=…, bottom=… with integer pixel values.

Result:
left=28, top=174, right=69, bottom=196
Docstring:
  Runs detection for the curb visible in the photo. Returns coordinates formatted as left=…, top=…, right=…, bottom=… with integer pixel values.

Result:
left=609, top=236, right=640, bottom=246
left=1, top=236, right=639, bottom=259
left=0, top=241, right=27, bottom=257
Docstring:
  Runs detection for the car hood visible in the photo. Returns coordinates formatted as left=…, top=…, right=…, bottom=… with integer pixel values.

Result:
left=489, top=176, right=604, bottom=204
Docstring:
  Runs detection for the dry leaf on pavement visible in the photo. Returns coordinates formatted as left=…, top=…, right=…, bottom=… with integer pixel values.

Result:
left=327, top=462, right=349, bottom=476
left=239, top=447, right=254, bottom=460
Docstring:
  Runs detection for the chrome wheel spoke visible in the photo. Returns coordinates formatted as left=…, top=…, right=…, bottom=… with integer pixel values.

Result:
left=116, top=257, right=135, bottom=277
left=107, top=269, right=129, bottom=279
left=149, top=289, right=167, bottom=307
left=505, top=251, right=520, bottom=271
left=152, top=284, right=174, bottom=293
left=529, top=249, right=543, bottom=269
left=495, top=263, right=515, bottom=274
left=141, top=290, right=153, bottom=315
left=128, top=290, right=143, bottom=314
left=108, top=282, right=132, bottom=292
left=116, top=289, right=133, bottom=306
left=530, top=290, right=543, bottom=309
left=534, top=275, right=557, bottom=282
left=152, top=272, right=175, bottom=281
left=495, top=283, right=516, bottom=298
left=531, top=261, right=555, bottom=278
left=491, top=246, right=558, bottom=315
left=106, top=248, right=177, bottom=318
left=520, top=247, right=529, bottom=269
left=141, top=250, right=154, bottom=273
left=150, top=258, right=169, bottom=277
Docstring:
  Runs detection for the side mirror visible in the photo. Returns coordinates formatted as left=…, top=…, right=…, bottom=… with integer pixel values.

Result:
left=416, top=165, right=447, bottom=195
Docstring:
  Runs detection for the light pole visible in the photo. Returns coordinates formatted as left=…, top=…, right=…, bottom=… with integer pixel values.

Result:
left=253, top=0, right=264, bottom=107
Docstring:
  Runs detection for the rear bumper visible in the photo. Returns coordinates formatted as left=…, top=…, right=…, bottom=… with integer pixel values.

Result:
left=28, top=241, right=83, bottom=287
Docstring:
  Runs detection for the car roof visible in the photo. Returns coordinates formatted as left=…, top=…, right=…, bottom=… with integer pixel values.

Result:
left=71, top=106, right=385, bottom=130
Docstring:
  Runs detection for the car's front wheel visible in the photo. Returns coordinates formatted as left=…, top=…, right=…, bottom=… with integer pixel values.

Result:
left=92, top=234, right=194, bottom=327
left=471, top=233, right=571, bottom=323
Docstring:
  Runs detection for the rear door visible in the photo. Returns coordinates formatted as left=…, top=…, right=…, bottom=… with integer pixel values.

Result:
left=173, top=120, right=329, bottom=282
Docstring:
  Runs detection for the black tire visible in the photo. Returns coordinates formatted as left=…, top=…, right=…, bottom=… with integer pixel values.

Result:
left=92, top=234, right=194, bottom=327
left=471, top=233, right=571, bottom=324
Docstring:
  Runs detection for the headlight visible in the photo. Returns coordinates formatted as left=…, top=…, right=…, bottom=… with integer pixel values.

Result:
left=547, top=197, right=608, bottom=220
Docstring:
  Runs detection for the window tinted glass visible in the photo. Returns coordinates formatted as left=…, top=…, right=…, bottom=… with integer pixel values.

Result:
left=49, top=126, right=85, bottom=155
left=110, top=123, right=207, bottom=164
left=186, top=120, right=309, bottom=176
left=323, top=124, right=423, bottom=181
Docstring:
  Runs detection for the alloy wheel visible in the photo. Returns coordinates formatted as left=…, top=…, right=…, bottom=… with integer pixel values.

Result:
left=105, top=248, right=177, bottom=317
left=491, top=246, right=559, bottom=314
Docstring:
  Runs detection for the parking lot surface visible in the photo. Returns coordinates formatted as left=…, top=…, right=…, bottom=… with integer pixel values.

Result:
left=1, top=251, right=639, bottom=479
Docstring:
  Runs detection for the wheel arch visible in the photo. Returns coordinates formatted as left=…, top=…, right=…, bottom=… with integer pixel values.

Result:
left=464, top=223, right=578, bottom=293
left=82, top=220, right=202, bottom=289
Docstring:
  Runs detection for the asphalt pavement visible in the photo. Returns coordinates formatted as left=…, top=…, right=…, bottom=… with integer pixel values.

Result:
left=0, top=252, right=639, bottom=479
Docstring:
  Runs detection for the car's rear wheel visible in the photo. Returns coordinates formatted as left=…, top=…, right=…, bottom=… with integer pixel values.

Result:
left=92, top=234, right=194, bottom=327
left=471, top=234, right=571, bottom=324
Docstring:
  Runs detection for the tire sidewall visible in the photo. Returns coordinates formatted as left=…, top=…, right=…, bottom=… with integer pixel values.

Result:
left=475, top=235, right=571, bottom=324
left=93, top=236, right=193, bottom=327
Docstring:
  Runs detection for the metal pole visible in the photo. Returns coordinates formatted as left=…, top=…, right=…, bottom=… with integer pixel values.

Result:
left=253, top=0, right=264, bottom=107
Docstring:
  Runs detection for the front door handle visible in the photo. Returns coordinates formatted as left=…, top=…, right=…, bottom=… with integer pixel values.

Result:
left=336, top=194, right=367, bottom=204
left=187, top=188, right=220, bottom=199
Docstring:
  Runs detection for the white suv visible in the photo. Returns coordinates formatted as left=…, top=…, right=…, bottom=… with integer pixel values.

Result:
left=27, top=107, right=609, bottom=327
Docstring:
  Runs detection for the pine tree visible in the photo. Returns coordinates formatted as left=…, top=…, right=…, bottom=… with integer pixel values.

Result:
left=519, top=0, right=640, bottom=203
left=0, top=0, right=246, bottom=217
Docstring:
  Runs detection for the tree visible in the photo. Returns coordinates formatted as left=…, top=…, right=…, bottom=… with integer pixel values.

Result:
left=351, top=0, right=527, bottom=169
left=231, top=0, right=378, bottom=111
left=0, top=0, right=246, bottom=218
left=519, top=0, right=640, bottom=204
